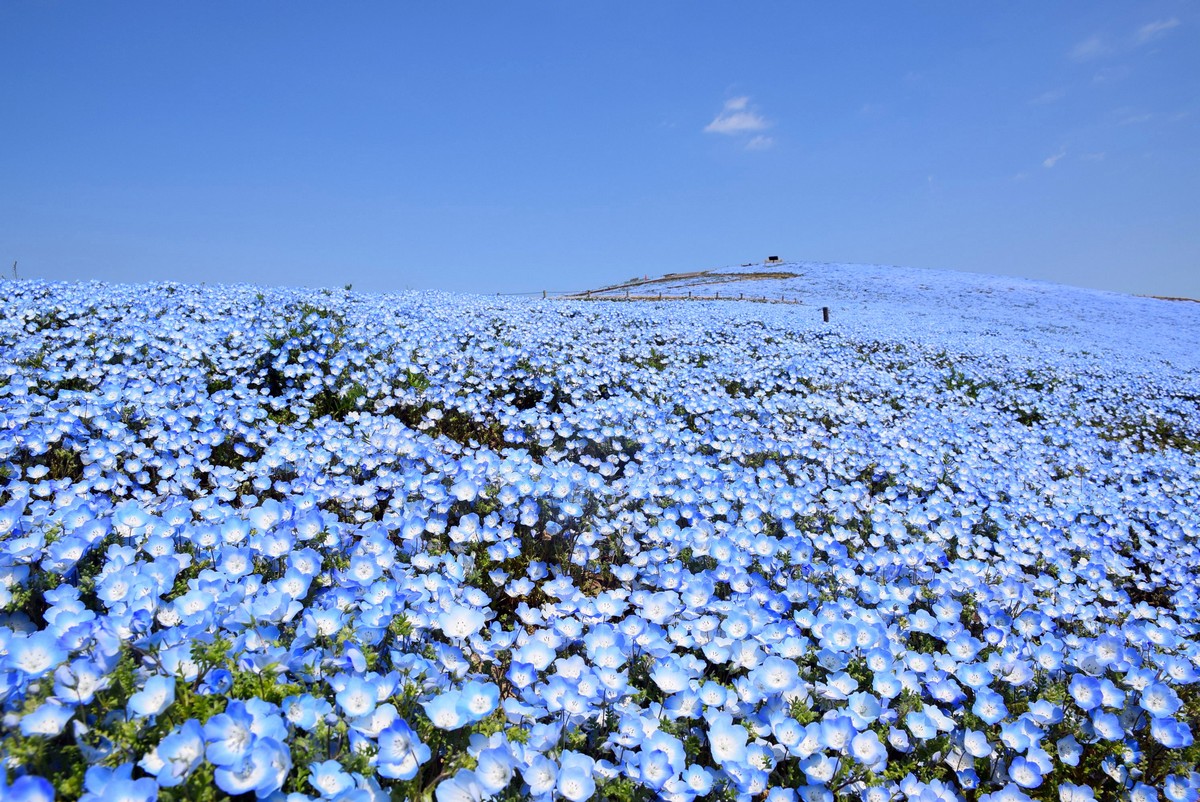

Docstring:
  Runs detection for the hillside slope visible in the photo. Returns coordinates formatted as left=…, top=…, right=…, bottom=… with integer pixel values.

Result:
left=579, top=260, right=1200, bottom=373
left=1, top=271, right=1199, bottom=799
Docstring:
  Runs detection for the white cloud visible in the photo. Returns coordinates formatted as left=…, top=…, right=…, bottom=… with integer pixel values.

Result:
left=1031, top=89, right=1066, bottom=105
left=1069, top=35, right=1110, bottom=61
left=745, top=135, right=774, bottom=151
left=1118, top=111, right=1153, bottom=125
left=1043, top=149, right=1067, bottom=168
left=1092, top=65, right=1130, bottom=83
left=1136, top=17, right=1180, bottom=44
left=705, top=97, right=769, bottom=135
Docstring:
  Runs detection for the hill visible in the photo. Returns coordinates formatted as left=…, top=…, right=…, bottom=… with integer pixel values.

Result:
left=574, top=260, right=1200, bottom=373
left=1, top=270, right=1198, bottom=801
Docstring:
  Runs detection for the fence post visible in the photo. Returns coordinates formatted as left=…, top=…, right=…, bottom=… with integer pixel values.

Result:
left=542, top=290, right=546, bottom=299
left=739, top=292, right=743, bottom=300
left=822, top=306, right=830, bottom=323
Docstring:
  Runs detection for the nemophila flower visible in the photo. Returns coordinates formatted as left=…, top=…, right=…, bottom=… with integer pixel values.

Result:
left=557, top=751, right=596, bottom=802
left=128, top=674, right=175, bottom=718
left=802, top=751, right=838, bottom=784
left=1140, top=682, right=1183, bottom=718
left=821, top=715, right=857, bottom=751
left=873, top=671, right=903, bottom=699
left=336, top=675, right=378, bottom=719
left=638, top=730, right=686, bottom=790
left=435, top=769, right=486, bottom=802
left=213, top=737, right=292, bottom=798
left=851, top=730, right=888, bottom=770
left=964, top=729, right=993, bottom=758
left=1162, top=775, right=1195, bottom=802
left=53, top=659, right=110, bottom=705
left=1130, top=783, right=1159, bottom=802
left=973, top=689, right=1008, bottom=725
left=20, top=699, right=75, bottom=737
left=155, top=719, right=205, bottom=787
left=1007, top=756, right=1043, bottom=789
left=473, top=747, right=514, bottom=795
left=3, top=776, right=55, bottom=802
left=459, top=680, right=500, bottom=720
left=906, top=710, right=939, bottom=742
left=1057, top=782, right=1096, bottom=802
left=523, top=753, right=558, bottom=797
left=707, top=712, right=749, bottom=765
left=375, top=718, right=430, bottom=780
left=1151, top=717, right=1194, bottom=748
left=7, top=630, right=66, bottom=678
left=424, top=690, right=469, bottom=730
left=308, top=759, right=355, bottom=797
left=956, top=662, right=991, bottom=691
left=205, top=700, right=257, bottom=767
left=88, top=776, right=159, bottom=802
left=1068, top=675, right=1101, bottom=711
left=1090, top=710, right=1122, bottom=741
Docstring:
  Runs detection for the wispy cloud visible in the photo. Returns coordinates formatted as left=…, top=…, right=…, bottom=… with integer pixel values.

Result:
left=1118, top=111, right=1154, bottom=125
left=745, top=135, right=774, bottom=151
left=1043, top=149, right=1067, bottom=169
left=1092, top=65, right=1130, bottom=83
left=1069, top=35, right=1110, bottom=61
left=705, top=97, right=769, bottom=135
left=1031, top=89, right=1067, bottom=105
left=1136, top=17, right=1180, bottom=44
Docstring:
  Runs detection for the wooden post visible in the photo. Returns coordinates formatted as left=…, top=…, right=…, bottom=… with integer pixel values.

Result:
left=739, top=292, right=743, bottom=300
left=542, top=290, right=546, bottom=299
left=658, top=291, right=662, bottom=300
left=716, top=292, right=720, bottom=299
left=688, top=291, right=692, bottom=299
left=822, top=306, right=830, bottom=323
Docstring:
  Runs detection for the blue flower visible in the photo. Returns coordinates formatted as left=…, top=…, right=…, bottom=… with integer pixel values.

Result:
left=128, top=675, right=175, bottom=718
left=213, top=736, right=292, bottom=798
left=523, top=754, right=558, bottom=797
left=335, top=675, right=378, bottom=719
left=1068, top=675, right=1101, bottom=711
left=19, top=700, right=75, bottom=737
left=308, top=759, right=356, bottom=798
left=423, top=690, right=469, bottom=730
left=458, top=680, right=500, bottom=721
left=474, top=747, right=514, bottom=795
left=557, top=751, right=596, bottom=802
left=707, top=712, right=748, bottom=765
left=1007, top=756, right=1043, bottom=789
left=375, top=718, right=431, bottom=780
left=436, top=769, right=486, bottom=802
left=850, top=730, right=887, bottom=770
left=973, top=689, right=1008, bottom=725
left=6, top=631, right=66, bottom=678
left=1140, top=682, right=1183, bottom=718
left=205, top=700, right=257, bottom=767
left=3, top=775, right=55, bottom=802
left=155, top=719, right=206, bottom=787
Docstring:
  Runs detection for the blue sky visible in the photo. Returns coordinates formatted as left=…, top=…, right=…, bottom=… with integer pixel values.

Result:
left=2, top=3, right=1197, bottom=297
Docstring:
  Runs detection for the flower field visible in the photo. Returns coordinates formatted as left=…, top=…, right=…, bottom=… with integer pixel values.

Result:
left=1, top=266, right=1199, bottom=802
